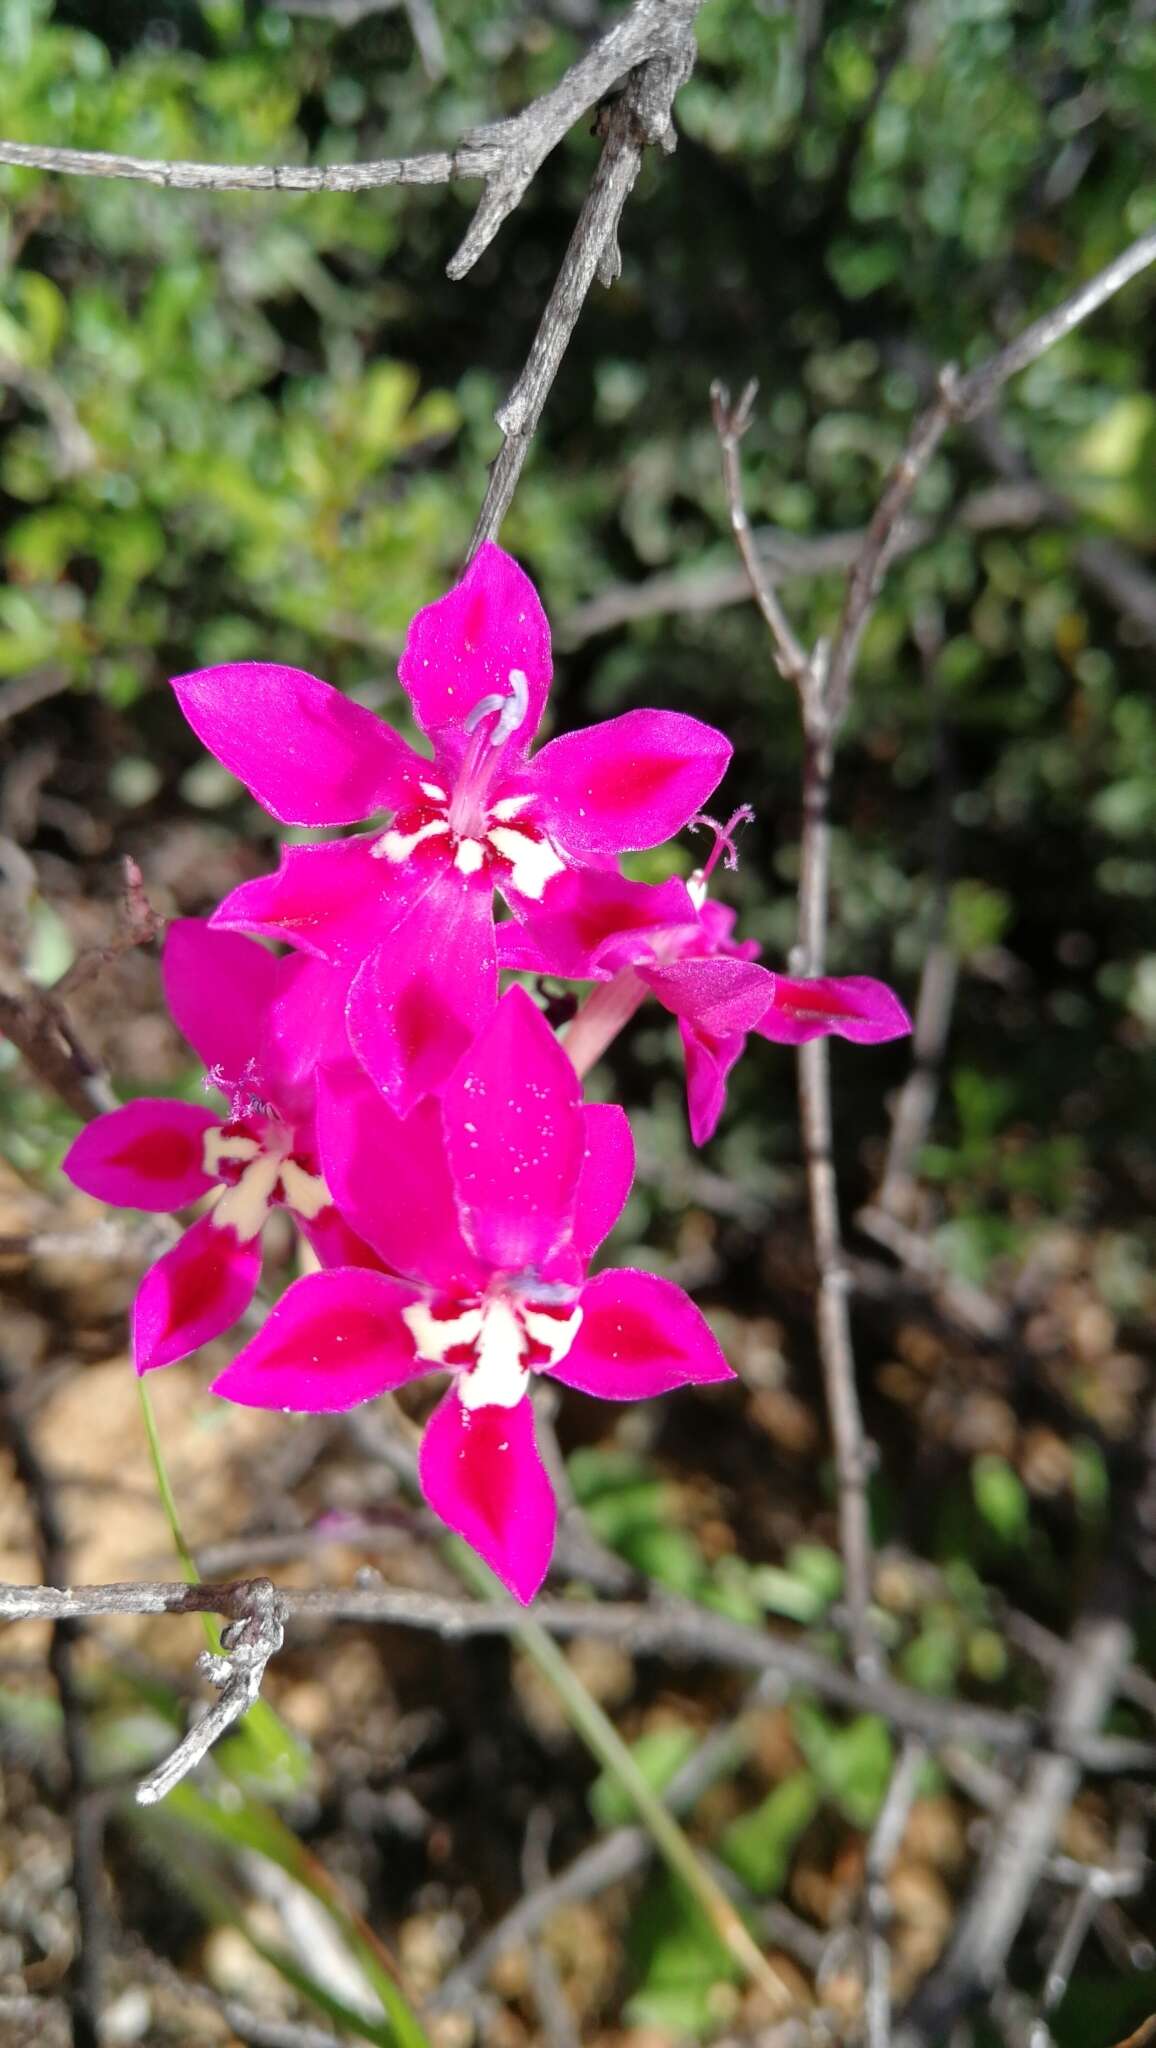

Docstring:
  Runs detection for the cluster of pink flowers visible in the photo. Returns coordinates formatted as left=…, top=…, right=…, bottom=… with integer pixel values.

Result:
left=64, top=545, right=909, bottom=1602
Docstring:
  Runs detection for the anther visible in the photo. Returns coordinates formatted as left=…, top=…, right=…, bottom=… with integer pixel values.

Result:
left=688, top=804, right=756, bottom=883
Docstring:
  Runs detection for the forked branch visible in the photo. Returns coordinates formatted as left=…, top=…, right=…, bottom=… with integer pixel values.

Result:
left=0, top=0, right=704, bottom=282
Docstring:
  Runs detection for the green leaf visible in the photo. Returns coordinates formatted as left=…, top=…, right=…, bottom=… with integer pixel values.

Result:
left=972, top=1453, right=1030, bottom=1545
left=793, top=1703, right=894, bottom=1829
left=719, top=1770, right=819, bottom=1896
left=625, top=1872, right=740, bottom=2039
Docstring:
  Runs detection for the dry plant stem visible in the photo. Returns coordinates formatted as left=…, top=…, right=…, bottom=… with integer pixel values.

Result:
left=435, top=1677, right=824, bottom=2009
left=521, top=1812, right=582, bottom=2048
left=468, top=18, right=701, bottom=556
left=8, top=1576, right=1156, bottom=1772
left=896, top=1605, right=1134, bottom=2045
left=0, top=0, right=703, bottom=281
left=823, top=223, right=1156, bottom=722
left=0, top=982, right=116, bottom=1120
left=864, top=1739, right=926, bottom=2048
left=0, top=1358, right=103, bottom=2048
left=713, top=380, right=879, bottom=1682
left=450, top=1547, right=798, bottom=2015
left=134, top=1577, right=287, bottom=1805
left=795, top=729, right=878, bottom=1683
left=559, top=481, right=1156, bottom=649
left=710, top=379, right=810, bottom=686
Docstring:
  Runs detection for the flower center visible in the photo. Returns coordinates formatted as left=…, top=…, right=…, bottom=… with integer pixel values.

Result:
left=402, top=1286, right=583, bottom=1410
left=373, top=785, right=566, bottom=902
left=203, top=1116, right=329, bottom=1241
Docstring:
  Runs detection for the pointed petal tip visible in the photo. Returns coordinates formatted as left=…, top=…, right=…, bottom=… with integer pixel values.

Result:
left=418, top=1391, right=555, bottom=1605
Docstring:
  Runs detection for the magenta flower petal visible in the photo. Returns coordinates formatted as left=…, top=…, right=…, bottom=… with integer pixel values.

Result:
left=162, top=919, right=281, bottom=1081
left=347, top=879, right=498, bottom=1117
left=441, top=985, right=584, bottom=1273
left=297, top=1202, right=388, bottom=1274
left=639, top=955, right=776, bottom=1038
left=529, top=709, right=731, bottom=856
left=398, top=542, right=552, bottom=760
left=549, top=1267, right=735, bottom=1401
left=212, top=836, right=415, bottom=967
left=317, top=1063, right=487, bottom=1292
left=756, top=974, right=913, bottom=1046
left=260, top=952, right=354, bottom=1119
left=63, top=1099, right=218, bottom=1212
left=418, top=1388, right=556, bottom=1605
left=680, top=1022, right=747, bottom=1146
left=211, top=1267, right=424, bottom=1411
left=569, top=1103, right=635, bottom=1264
left=131, top=1211, right=263, bottom=1374
left=173, top=661, right=422, bottom=826
left=506, top=869, right=699, bottom=981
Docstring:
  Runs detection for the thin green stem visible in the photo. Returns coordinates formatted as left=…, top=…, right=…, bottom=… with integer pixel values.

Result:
left=449, top=1539, right=797, bottom=2016
left=137, top=1378, right=216, bottom=1653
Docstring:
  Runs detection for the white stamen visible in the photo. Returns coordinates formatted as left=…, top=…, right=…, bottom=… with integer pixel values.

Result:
left=211, top=1150, right=285, bottom=1242
left=203, top=1129, right=260, bottom=1175
left=492, top=668, right=530, bottom=746
left=458, top=1298, right=531, bottom=1410
left=489, top=793, right=534, bottom=822
left=488, top=826, right=566, bottom=902
left=279, top=1159, right=331, bottom=1222
left=687, top=871, right=708, bottom=911
left=403, top=1300, right=484, bottom=1366
left=420, top=781, right=448, bottom=801
left=454, top=838, right=486, bottom=876
left=521, top=1304, right=583, bottom=1368
left=373, top=818, right=450, bottom=863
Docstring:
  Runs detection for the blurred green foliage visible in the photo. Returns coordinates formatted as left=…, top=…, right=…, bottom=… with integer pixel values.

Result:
left=4, top=17, right=1156, bottom=2029
left=4, top=0, right=1156, bottom=1281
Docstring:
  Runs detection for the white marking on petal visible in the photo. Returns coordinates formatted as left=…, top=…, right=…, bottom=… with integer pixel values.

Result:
left=373, top=818, right=450, bottom=863
left=203, top=1128, right=260, bottom=1175
left=489, top=793, right=534, bottom=822
left=211, top=1150, right=284, bottom=1242
left=420, top=781, right=448, bottom=801
left=279, top=1159, right=330, bottom=1222
left=403, top=1300, right=484, bottom=1366
left=521, top=1304, right=583, bottom=1368
left=687, top=872, right=708, bottom=911
left=459, top=1297, right=531, bottom=1410
left=453, top=837, right=486, bottom=876
left=488, top=826, right=566, bottom=902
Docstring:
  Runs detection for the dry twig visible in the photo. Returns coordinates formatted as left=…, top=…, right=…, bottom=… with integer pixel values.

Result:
left=134, top=1578, right=287, bottom=1806
left=713, top=377, right=879, bottom=1680
left=7, top=1575, right=1156, bottom=1773
left=0, top=1358, right=104, bottom=2048
left=0, top=0, right=700, bottom=280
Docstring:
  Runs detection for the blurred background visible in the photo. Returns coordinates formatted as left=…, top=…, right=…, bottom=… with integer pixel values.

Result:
left=2, top=3, right=1156, bottom=2044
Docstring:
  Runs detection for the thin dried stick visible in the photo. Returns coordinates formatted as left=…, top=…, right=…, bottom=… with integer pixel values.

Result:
left=713, top=379, right=880, bottom=1680
left=823, top=225, right=1156, bottom=722
left=0, top=0, right=701, bottom=282
left=8, top=1576, right=1156, bottom=1771
left=715, top=222, right=1156, bottom=1689
left=134, top=1578, right=287, bottom=1806
left=896, top=1607, right=1134, bottom=2045
left=0, top=1358, right=104, bottom=2048
left=468, top=17, right=702, bottom=554
left=864, top=1739, right=926, bottom=2048
left=710, top=380, right=810, bottom=686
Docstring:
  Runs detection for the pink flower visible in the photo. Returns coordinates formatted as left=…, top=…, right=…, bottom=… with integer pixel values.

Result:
left=62, top=921, right=372, bottom=1374
left=211, top=987, right=734, bottom=1603
left=506, top=813, right=912, bottom=1143
left=173, top=544, right=731, bottom=1115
